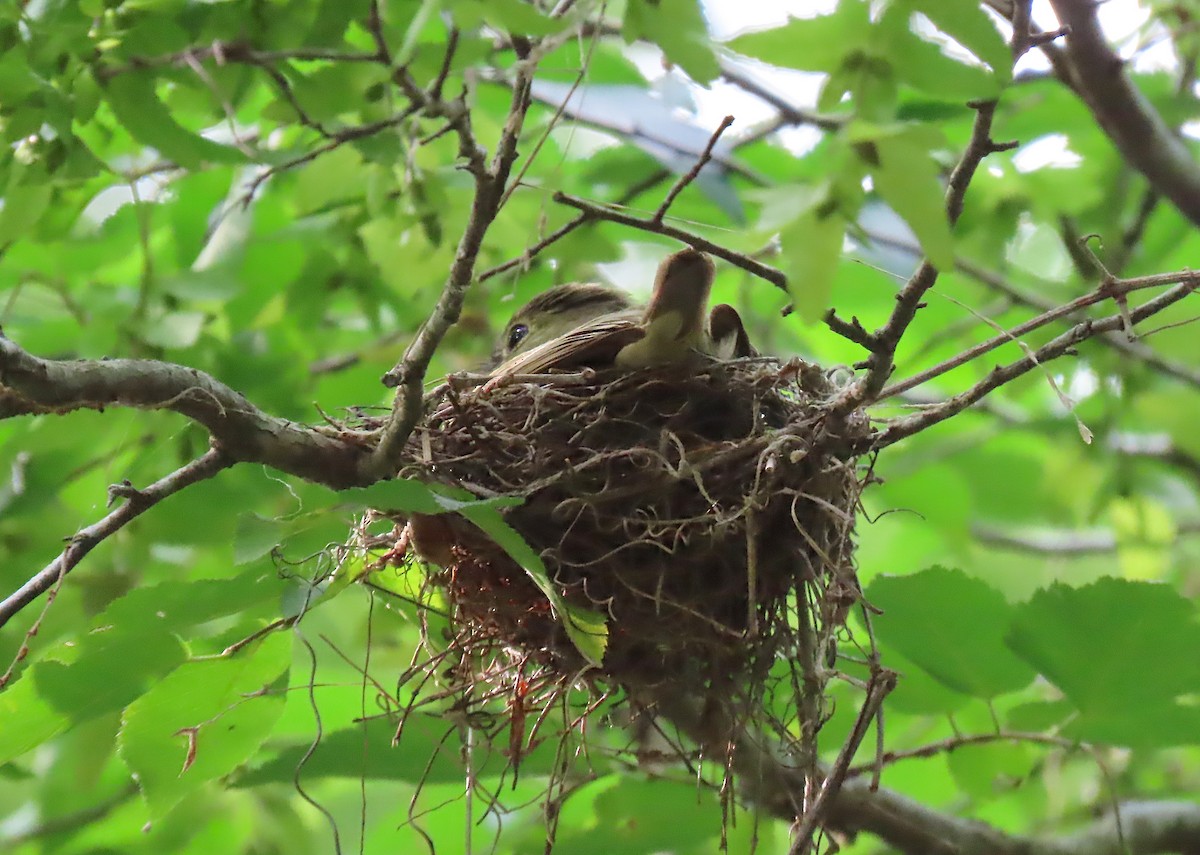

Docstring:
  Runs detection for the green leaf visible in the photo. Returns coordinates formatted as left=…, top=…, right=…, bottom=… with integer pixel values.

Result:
left=95, top=571, right=283, bottom=632
left=236, top=715, right=557, bottom=786
left=457, top=501, right=608, bottom=667
left=233, top=513, right=290, bottom=565
left=625, top=0, right=719, bottom=84
left=854, top=124, right=955, bottom=269
left=453, top=0, right=559, bottom=37
left=118, top=633, right=291, bottom=819
left=877, top=4, right=1001, bottom=101
left=103, top=74, right=246, bottom=169
left=907, top=0, right=1012, bottom=81
left=1006, top=578, right=1200, bottom=745
left=0, top=630, right=186, bottom=764
left=868, top=566, right=1036, bottom=697
left=779, top=209, right=845, bottom=323
left=336, top=479, right=446, bottom=514
left=0, top=182, right=52, bottom=245
left=727, top=6, right=869, bottom=73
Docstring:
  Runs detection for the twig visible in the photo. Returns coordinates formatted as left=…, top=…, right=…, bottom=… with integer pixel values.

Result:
left=241, top=108, right=419, bottom=203
left=553, top=191, right=789, bottom=294
left=1047, top=0, right=1200, bottom=227
left=719, top=60, right=844, bottom=132
left=787, top=668, right=897, bottom=855
left=479, top=170, right=674, bottom=283
left=874, top=280, right=1198, bottom=448
left=0, top=449, right=231, bottom=647
left=98, top=41, right=381, bottom=80
left=859, top=226, right=1200, bottom=389
left=653, top=115, right=734, bottom=223
left=880, top=269, right=1200, bottom=399
left=827, top=100, right=1012, bottom=413
left=367, top=59, right=538, bottom=481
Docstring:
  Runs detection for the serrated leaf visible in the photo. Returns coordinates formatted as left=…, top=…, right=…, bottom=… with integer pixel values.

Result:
left=727, top=7, right=868, bottom=73
left=1006, top=579, right=1200, bottom=718
left=0, top=631, right=186, bottom=764
left=868, top=566, right=1035, bottom=697
left=457, top=502, right=608, bottom=667
left=864, top=129, right=955, bottom=269
left=233, top=513, right=289, bottom=564
left=878, top=4, right=1000, bottom=101
left=779, top=209, right=845, bottom=323
left=96, top=571, right=281, bottom=632
left=103, top=74, right=246, bottom=169
left=908, top=0, right=1012, bottom=80
left=235, top=715, right=557, bottom=786
left=0, top=183, right=51, bottom=244
left=118, top=633, right=290, bottom=819
left=625, top=0, right=719, bottom=84
left=337, top=479, right=445, bottom=514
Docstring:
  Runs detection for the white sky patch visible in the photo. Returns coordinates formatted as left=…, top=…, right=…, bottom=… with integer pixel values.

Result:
left=1065, top=366, right=1100, bottom=402
left=1012, top=134, right=1082, bottom=172
left=701, top=0, right=837, bottom=41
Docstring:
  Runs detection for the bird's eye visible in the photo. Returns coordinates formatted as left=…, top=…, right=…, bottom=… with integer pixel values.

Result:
left=507, top=323, right=530, bottom=351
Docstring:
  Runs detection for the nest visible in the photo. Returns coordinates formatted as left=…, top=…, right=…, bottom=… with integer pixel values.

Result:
left=386, top=358, right=870, bottom=709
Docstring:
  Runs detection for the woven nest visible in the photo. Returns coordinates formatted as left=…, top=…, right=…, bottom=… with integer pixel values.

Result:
left=388, top=358, right=870, bottom=702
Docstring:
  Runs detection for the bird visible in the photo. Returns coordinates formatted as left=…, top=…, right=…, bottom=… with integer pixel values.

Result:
left=613, top=248, right=716, bottom=368
left=707, top=303, right=757, bottom=360
left=486, top=248, right=748, bottom=381
left=489, top=282, right=635, bottom=368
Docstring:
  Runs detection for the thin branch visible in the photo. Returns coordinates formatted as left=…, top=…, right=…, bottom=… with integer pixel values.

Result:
left=98, top=41, right=382, bottom=80
left=0, top=336, right=368, bottom=487
left=875, top=280, right=1198, bottom=448
left=367, top=56, right=538, bottom=481
left=0, top=449, right=231, bottom=640
left=553, top=191, right=789, bottom=294
left=719, top=60, right=844, bottom=132
left=478, top=214, right=590, bottom=282
left=648, top=681, right=1200, bottom=855
left=652, top=115, right=734, bottom=222
left=828, top=100, right=1011, bottom=413
left=479, top=169, right=673, bottom=283
left=859, top=226, right=1200, bottom=389
left=788, top=668, right=897, bottom=855
left=1047, top=0, right=1200, bottom=227
left=241, top=108, right=419, bottom=203
left=972, top=520, right=1200, bottom=556
left=880, top=269, right=1200, bottom=399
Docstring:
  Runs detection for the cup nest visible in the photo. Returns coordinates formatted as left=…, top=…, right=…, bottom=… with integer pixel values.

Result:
left=386, top=358, right=870, bottom=704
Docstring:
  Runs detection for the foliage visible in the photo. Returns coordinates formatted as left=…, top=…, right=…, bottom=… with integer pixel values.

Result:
left=1, top=0, right=1199, bottom=853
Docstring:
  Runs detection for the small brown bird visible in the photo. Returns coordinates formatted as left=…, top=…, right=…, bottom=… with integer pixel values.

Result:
left=614, top=248, right=716, bottom=368
left=488, top=249, right=743, bottom=380
left=490, top=282, right=635, bottom=368
left=707, top=303, right=757, bottom=360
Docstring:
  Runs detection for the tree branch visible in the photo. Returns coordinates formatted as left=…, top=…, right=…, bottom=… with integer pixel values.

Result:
left=0, top=336, right=367, bottom=488
left=367, top=53, right=538, bottom=481
left=874, top=280, right=1198, bottom=448
left=880, top=269, right=1200, bottom=399
left=552, top=191, right=789, bottom=294
left=859, top=227, right=1200, bottom=390
left=1047, top=0, right=1200, bottom=228
left=829, top=100, right=1012, bottom=413
left=0, top=449, right=231, bottom=640
left=651, top=688, right=1200, bottom=855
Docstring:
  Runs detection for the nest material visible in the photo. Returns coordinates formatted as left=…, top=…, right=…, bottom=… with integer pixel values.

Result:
left=394, top=358, right=869, bottom=695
